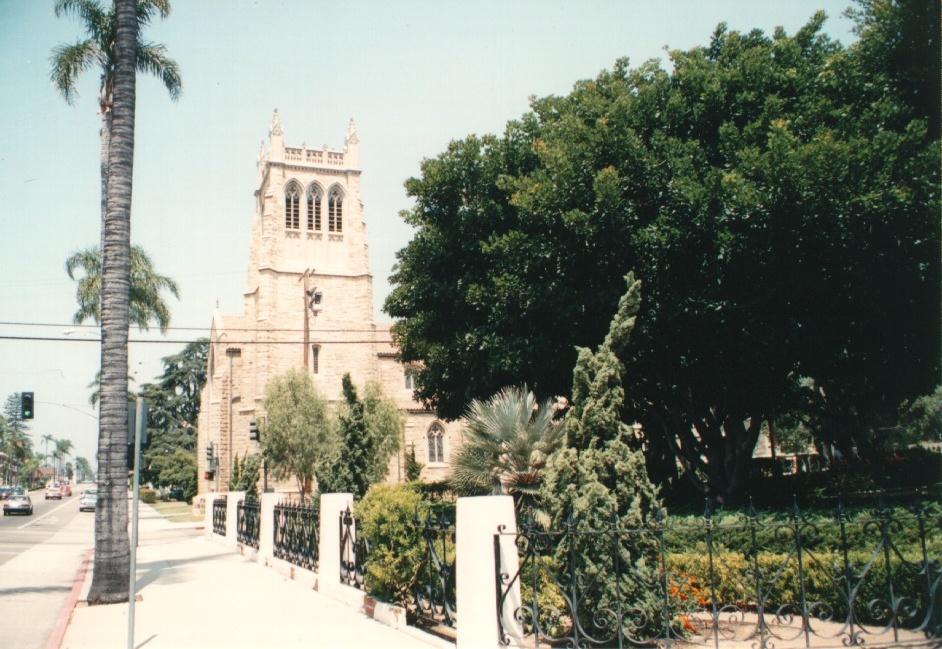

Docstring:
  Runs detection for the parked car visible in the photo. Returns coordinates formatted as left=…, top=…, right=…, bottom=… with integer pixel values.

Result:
left=79, top=492, right=97, bottom=512
left=59, top=484, right=72, bottom=497
left=3, top=494, right=33, bottom=516
left=44, top=484, right=61, bottom=500
left=0, top=487, right=11, bottom=500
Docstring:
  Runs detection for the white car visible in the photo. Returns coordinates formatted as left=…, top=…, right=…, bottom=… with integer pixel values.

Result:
left=3, top=494, right=33, bottom=516
left=79, top=492, right=97, bottom=512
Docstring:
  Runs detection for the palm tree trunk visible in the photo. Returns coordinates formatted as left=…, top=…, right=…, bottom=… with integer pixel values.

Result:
left=87, top=0, right=137, bottom=606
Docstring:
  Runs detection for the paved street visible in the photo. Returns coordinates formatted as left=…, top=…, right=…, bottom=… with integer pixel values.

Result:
left=0, top=488, right=93, bottom=649
left=0, top=489, right=88, bottom=567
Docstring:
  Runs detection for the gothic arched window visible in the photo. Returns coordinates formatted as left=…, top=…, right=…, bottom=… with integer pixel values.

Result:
left=328, top=187, right=344, bottom=233
left=285, top=182, right=301, bottom=229
left=427, top=422, right=445, bottom=464
left=307, top=185, right=322, bottom=231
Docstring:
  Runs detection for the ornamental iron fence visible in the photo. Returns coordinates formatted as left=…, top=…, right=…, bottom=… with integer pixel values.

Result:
left=212, top=497, right=227, bottom=536
left=237, top=499, right=261, bottom=549
left=339, top=505, right=368, bottom=589
left=273, top=501, right=320, bottom=572
left=411, top=508, right=457, bottom=629
left=496, top=499, right=941, bottom=649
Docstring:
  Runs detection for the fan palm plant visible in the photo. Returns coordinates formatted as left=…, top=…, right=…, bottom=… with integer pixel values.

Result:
left=449, top=386, right=564, bottom=526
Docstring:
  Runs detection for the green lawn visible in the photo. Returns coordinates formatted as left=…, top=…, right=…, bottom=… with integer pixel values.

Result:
left=149, top=500, right=202, bottom=523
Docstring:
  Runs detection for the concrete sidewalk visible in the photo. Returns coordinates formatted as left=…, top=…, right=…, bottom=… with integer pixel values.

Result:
left=59, top=504, right=453, bottom=649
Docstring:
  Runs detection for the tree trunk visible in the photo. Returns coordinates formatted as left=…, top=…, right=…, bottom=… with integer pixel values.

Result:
left=87, top=0, right=137, bottom=606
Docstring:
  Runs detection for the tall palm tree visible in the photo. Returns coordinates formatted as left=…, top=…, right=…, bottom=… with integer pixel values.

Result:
left=66, top=245, right=179, bottom=333
left=448, top=386, right=565, bottom=526
left=54, top=439, right=75, bottom=482
left=41, top=434, right=54, bottom=467
left=52, top=0, right=178, bottom=606
left=50, top=0, right=181, bottom=233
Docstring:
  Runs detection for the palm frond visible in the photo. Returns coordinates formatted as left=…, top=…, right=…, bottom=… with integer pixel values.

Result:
left=49, top=40, right=99, bottom=104
left=136, top=42, right=182, bottom=100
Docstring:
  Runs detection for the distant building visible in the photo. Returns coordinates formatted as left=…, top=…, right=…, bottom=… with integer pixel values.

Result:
left=197, top=113, right=462, bottom=496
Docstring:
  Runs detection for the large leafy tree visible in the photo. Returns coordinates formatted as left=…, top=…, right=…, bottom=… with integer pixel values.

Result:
left=319, top=374, right=403, bottom=499
left=260, top=368, right=339, bottom=498
left=75, top=456, right=95, bottom=482
left=386, top=4, right=939, bottom=503
left=66, top=245, right=180, bottom=333
left=2, top=393, right=30, bottom=436
left=134, top=340, right=207, bottom=499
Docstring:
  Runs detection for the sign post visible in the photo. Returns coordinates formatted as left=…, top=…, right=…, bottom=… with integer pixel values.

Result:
left=128, top=397, right=147, bottom=649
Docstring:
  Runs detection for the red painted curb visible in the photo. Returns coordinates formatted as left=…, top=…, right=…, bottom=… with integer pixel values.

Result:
left=45, top=548, right=93, bottom=649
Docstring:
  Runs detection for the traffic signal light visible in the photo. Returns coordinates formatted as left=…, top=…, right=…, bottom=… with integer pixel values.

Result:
left=21, top=392, right=34, bottom=419
left=249, top=420, right=259, bottom=441
left=205, top=442, right=214, bottom=463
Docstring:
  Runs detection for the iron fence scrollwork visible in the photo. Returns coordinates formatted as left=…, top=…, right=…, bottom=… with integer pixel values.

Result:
left=496, top=498, right=942, bottom=649
left=237, top=499, right=261, bottom=549
left=339, top=505, right=368, bottom=590
left=411, top=508, right=457, bottom=629
left=273, top=500, right=320, bottom=571
left=212, top=496, right=227, bottom=536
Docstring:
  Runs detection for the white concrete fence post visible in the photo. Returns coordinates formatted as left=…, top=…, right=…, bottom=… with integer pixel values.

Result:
left=318, top=492, right=353, bottom=597
left=456, top=495, right=523, bottom=649
left=259, top=492, right=278, bottom=561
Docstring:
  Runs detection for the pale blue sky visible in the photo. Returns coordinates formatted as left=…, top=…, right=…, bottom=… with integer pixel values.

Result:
left=0, top=0, right=857, bottom=469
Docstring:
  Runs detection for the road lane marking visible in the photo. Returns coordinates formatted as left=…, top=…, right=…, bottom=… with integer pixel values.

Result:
left=18, top=499, right=77, bottom=530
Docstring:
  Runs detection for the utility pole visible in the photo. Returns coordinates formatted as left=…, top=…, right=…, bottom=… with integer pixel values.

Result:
left=301, top=269, right=311, bottom=368
left=225, top=347, right=241, bottom=489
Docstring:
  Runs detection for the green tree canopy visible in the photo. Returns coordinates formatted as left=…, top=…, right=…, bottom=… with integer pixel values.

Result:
left=260, top=368, right=339, bottom=497
left=319, top=375, right=403, bottom=499
left=385, top=3, right=940, bottom=501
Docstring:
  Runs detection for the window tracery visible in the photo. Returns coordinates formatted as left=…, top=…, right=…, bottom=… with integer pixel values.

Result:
left=307, top=185, right=322, bottom=230
left=427, top=422, right=445, bottom=464
left=285, top=182, right=301, bottom=229
left=328, top=187, right=344, bottom=232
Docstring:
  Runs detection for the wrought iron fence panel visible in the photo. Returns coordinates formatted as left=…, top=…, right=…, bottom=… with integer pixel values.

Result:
left=237, top=499, right=260, bottom=549
left=411, top=508, right=457, bottom=629
left=496, top=500, right=941, bottom=648
left=212, top=497, right=227, bottom=536
left=273, top=501, right=319, bottom=571
left=339, top=505, right=368, bottom=590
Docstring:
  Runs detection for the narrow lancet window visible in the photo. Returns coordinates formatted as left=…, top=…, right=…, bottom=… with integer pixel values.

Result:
left=285, top=183, right=301, bottom=229
left=328, top=187, right=344, bottom=232
left=427, top=422, right=445, bottom=463
left=307, top=186, right=321, bottom=230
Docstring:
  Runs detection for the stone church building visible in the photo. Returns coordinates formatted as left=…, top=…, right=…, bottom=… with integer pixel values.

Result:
left=196, top=112, right=461, bottom=496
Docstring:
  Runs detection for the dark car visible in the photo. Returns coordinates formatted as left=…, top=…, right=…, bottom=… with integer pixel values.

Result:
left=0, top=487, right=11, bottom=500
left=3, top=494, right=33, bottom=516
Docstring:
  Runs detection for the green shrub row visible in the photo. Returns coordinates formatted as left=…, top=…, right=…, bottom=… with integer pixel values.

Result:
left=665, top=549, right=935, bottom=628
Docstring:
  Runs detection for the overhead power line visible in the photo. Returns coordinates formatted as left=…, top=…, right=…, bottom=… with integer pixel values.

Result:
left=0, top=320, right=386, bottom=334
left=0, top=334, right=394, bottom=345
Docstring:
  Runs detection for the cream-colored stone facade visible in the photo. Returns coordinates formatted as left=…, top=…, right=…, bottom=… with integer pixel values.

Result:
left=197, top=112, right=462, bottom=496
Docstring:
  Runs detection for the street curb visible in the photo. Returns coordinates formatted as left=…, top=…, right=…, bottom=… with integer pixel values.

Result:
left=44, top=548, right=92, bottom=649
